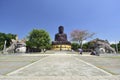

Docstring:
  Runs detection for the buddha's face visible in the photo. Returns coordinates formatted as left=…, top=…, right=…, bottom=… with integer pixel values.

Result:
left=59, top=26, right=64, bottom=34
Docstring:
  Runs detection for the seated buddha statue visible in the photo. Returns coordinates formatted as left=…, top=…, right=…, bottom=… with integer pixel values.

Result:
left=52, top=26, right=71, bottom=45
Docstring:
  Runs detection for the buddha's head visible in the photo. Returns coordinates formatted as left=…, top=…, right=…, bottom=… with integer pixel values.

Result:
left=59, top=26, right=64, bottom=34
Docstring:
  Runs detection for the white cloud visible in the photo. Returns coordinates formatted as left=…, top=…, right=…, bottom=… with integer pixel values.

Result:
left=83, top=40, right=88, bottom=44
left=109, top=41, right=119, bottom=44
left=71, top=40, right=88, bottom=44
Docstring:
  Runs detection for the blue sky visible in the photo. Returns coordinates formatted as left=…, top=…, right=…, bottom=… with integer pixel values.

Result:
left=0, top=0, right=120, bottom=43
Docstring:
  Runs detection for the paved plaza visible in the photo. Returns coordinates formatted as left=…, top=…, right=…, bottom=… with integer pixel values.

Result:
left=0, top=51, right=120, bottom=80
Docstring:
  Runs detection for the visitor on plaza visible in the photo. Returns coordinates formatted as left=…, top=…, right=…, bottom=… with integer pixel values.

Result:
left=78, top=48, right=83, bottom=55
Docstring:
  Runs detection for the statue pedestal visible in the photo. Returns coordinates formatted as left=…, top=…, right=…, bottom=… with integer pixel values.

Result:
left=52, top=44, right=71, bottom=50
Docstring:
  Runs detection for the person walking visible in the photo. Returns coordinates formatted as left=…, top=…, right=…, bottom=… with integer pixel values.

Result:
left=78, top=48, right=83, bottom=55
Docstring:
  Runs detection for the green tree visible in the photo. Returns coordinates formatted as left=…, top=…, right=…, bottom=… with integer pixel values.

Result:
left=82, top=43, right=89, bottom=49
left=71, top=43, right=80, bottom=50
left=110, top=42, right=120, bottom=52
left=0, top=32, right=16, bottom=50
left=6, top=33, right=16, bottom=47
left=0, top=33, right=6, bottom=50
left=110, top=44, right=116, bottom=49
left=118, top=41, right=120, bottom=52
left=87, top=41, right=95, bottom=49
left=27, top=29, right=51, bottom=51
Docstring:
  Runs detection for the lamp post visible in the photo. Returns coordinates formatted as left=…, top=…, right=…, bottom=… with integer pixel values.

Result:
left=3, top=40, right=7, bottom=53
left=116, top=41, right=118, bottom=53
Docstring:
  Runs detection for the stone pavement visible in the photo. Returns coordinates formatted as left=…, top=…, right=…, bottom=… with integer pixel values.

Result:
left=0, top=51, right=120, bottom=80
left=75, top=54, right=120, bottom=75
left=0, top=75, right=120, bottom=80
left=0, top=55, right=47, bottom=75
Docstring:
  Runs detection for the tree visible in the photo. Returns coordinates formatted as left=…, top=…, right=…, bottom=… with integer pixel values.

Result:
left=71, top=43, right=80, bottom=51
left=87, top=41, right=95, bottom=49
left=82, top=43, right=89, bottom=49
left=110, top=44, right=116, bottom=49
left=0, top=32, right=16, bottom=50
left=70, top=29, right=95, bottom=48
left=27, top=29, right=51, bottom=51
left=6, top=33, right=16, bottom=47
left=110, top=41, right=120, bottom=53
left=117, top=41, right=120, bottom=52
left=0, top=33, right=6, bottom=50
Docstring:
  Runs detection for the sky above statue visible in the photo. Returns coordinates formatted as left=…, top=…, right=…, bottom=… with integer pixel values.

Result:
left=0, top=0, right=120, bottom=43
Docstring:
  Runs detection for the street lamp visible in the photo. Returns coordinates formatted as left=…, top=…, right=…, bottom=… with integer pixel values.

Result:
left=115, top=41, right=118, bottom=53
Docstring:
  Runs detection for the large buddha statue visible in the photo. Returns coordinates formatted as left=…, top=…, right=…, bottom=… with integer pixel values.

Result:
left=55, top=26, right=67, bottom=41
left=52, top=26, right=71, bottom=50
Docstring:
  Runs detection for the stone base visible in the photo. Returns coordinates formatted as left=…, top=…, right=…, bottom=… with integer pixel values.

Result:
left=52, top=44, right=71, bottom=50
